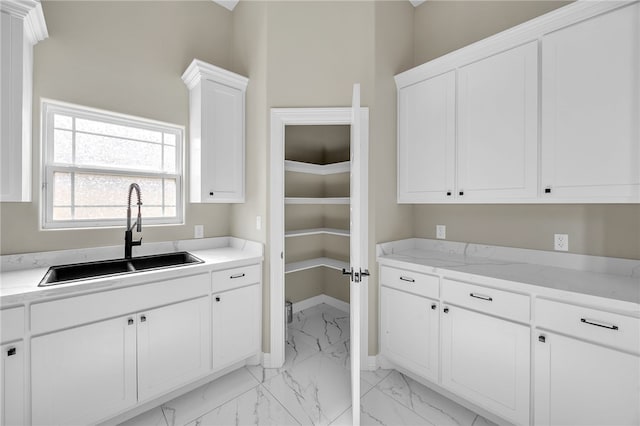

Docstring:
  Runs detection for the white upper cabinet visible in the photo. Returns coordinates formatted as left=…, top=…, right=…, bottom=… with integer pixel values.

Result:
left=457, top=42, right=538, bottom=201
left=541, top=2, right=640, bottom=202
left=398, top=71, right=455, bottom=203
left=395, top=1, right=640, bottom=204
left=182, top=59, right=248, bottom=203
left=0, top=0, right=47, bottom=202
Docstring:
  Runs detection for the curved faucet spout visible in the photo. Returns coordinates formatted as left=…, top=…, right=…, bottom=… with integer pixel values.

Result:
left=125, top=183, right=143, bottom=258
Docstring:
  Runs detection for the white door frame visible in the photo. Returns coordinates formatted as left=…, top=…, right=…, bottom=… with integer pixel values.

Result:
left=268, top=107, right=369, bottom=369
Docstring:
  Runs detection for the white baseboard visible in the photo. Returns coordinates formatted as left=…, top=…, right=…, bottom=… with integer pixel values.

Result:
left=365, top=355, right=379, bottom=371
left=291, top=294, right=350, bottom=314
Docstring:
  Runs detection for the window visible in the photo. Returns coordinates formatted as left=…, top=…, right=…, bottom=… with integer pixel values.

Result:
left=41, top=100, right=184, bottom=229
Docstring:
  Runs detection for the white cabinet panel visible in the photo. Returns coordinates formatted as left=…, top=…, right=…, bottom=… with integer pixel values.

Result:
left=457, top=41, right=538, bottom=201
left=183, top=60, right=248, bottom=203
left=541, top=3, right=640, bottom=201
left=212, top=283, right=261, bottom=371
left=534, top=331, right=640, bottom=426
left=398, top=71, right=455, bottom=203
left=31, top=316, right=137, bottom=425
left=1, top=342, right=24, bottom=426
left=441, top=305, right=530, bottom=425
left=137, top=296, right=211, bottom=401
left=380, top=286, right=439, bottom=382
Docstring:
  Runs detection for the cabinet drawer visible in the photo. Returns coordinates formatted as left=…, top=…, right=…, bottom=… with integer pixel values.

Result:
left=380, top=266, right=439, bottom=299
left=32, top=273, right=209, bottom=335
left=442, top=278, right=529, bottom=323
left=212, top=264, right=261, bottom=293
left=1, top=307, right=24, bottom=343
left=536, top=298, right=640, bottom=355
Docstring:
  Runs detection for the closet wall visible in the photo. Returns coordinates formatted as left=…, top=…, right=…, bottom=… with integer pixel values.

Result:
left=284, top=125, right=351, bottom=305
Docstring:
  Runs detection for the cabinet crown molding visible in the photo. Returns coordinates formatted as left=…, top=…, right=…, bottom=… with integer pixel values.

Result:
left=0, top=0, right=48, bottom=44
left=181, top=59, right=248, bottom=91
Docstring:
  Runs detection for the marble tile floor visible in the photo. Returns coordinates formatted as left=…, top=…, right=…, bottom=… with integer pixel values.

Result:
left=122, top=303, right=497, bottom=426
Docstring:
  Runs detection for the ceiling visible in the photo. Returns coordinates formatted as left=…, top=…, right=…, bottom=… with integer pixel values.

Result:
left=213, top=0, right=426, bottom=12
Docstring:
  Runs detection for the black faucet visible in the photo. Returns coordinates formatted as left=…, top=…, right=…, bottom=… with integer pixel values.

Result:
left=125, top=183, right=142, bottom=259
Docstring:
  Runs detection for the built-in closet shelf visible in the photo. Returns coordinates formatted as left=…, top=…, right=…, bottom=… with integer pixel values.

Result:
left=285, top=228, right=350, bottom=238
left=284, top=160, right=350, bottom=175
left=285, top=257, right=349, bottom=274
left=285, top=197, right=350, bottom=205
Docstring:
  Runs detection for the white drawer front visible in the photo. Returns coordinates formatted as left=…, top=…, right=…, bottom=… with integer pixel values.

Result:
left=1, top=307, right=25, bottom=343
left=32, top=273, right=209, bottom=335
left=380, top=266, right=439, bottom=299
left=442, top=278, right=530, bottom=323
left=536, top=298, right=640, bottom=355
left=212, top=264, right=261, bottom=293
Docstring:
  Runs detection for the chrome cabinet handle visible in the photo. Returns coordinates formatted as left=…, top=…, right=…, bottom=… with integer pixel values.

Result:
left=581, top=318, right=618, bottom=330
left=470, top=293, right=493, bottom=302
left=230, top=273, right=245, bottom=279
left=399, top=276, right=415, bottom=283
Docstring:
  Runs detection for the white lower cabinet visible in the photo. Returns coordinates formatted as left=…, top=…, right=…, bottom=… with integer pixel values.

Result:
left=137, top=296, right=211, bottom=401
left=1, top=342, right=24, bottom=426
left=380, top=285, right=439, bottom=382
left=31, top=315, right=137, bottom=426
left=31, top=296, right=211, bottom=425
left=534, top=331, right=640, bottom=426
left=212, top=283, right=261, bottom=370
left=441, top=305, right=530, bottom=425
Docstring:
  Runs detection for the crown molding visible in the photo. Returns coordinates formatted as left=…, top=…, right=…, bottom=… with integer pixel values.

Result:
left=212, top=0, right=239, bottom=12
left=181, top=59, right=249, bottom=91
left=0, top=0, right=48, bottom=44
left=410, top=0, right=427, bottom=7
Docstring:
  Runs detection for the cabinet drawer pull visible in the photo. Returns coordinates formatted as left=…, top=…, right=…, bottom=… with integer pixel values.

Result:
left=443, top=307, right=449, bottom=313
left=538, top=335, right=546, bottom=343
left=7, top=347, right=16, bottom=356
left=399, top=276, right=415, bottom=283
left=470, top=293, right=493, bottom=301
left=446, top=191, right=452, bottom=196
left=581, top=318, right=618, bottom=331
left=127, top=318, right=134, bottom=325
left=140, top=315, right=147, bottom=322
left=431, top=303, right=437, bottom=310
left=459, top=190, right=464, bottom=196
left=230, top=273, right=246, bottom=279
left=215, top=296, right=221, bottom=302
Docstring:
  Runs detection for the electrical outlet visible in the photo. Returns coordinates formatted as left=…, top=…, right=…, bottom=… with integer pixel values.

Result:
left=194, top=225, right=204, bottom=239
left=436, top=225, right=446, bottom=240
left=554, top=234, right=568, bottom=251
left=256, top=215, right=262, bottom=230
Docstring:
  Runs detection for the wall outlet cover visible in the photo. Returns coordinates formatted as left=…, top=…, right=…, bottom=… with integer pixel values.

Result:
left=436, top=225, right=446, bottom=240
left=554, top=234, right=568, bottom=251
left=194, top=225, right=204, bottom=239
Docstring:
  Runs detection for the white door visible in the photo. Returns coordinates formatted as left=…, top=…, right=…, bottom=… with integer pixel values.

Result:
left=137, top=296, right=211, bottom=401
left=347, top=83, right=368, bottom=425
left=397, top=71, right=456, bottom=203
left=457, top=41, right=538, bottom=201
left=534, top=331, right=640, bottom=425
left=213, top=283, right=261, bottom=370
left=31, top=316, right=137, bottom=425
left=441, top=305, right=530, bottom=425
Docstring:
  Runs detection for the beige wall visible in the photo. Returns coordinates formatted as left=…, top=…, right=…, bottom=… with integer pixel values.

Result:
left=0, top=1, right=234, bottom=255
left=412, top=0, right=639, bottom=260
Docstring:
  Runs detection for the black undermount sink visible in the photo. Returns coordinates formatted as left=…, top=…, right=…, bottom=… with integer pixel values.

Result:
left=38, top=252, right=204, bottom=287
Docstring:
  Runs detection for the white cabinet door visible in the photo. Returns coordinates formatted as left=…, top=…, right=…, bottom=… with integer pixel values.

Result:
left=541, top=3, right=639, bottom=202
left=534, top=331, right=640, bottom=426
left=212, top=284, right=261, bottom=370
left=1, top=342, right=24, bottom=426
left=199, top=79, right=245, bottom=203
left=137, top=296, right=211, bottom=401
left=398, top=71, right=456, bottom=203
left=31, top=315, right=137, bottom=425
left=441, top=305, right=530, bottom=425
left=457, top=41, right=538, bottom=201
left=380, top=286, right=439, bottom=382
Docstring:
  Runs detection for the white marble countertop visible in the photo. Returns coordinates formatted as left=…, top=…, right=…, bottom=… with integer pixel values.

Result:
left=377, top=239, right=640, bottom=312
left=0, top=237, right=263, bottom=307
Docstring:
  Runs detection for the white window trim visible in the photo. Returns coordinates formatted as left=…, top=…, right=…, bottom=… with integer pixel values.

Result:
left=40, top=99, right=185, bottom=230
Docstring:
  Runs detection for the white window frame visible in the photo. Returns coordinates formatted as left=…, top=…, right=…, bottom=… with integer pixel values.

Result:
left=41, top=99, right=185, bottom=229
